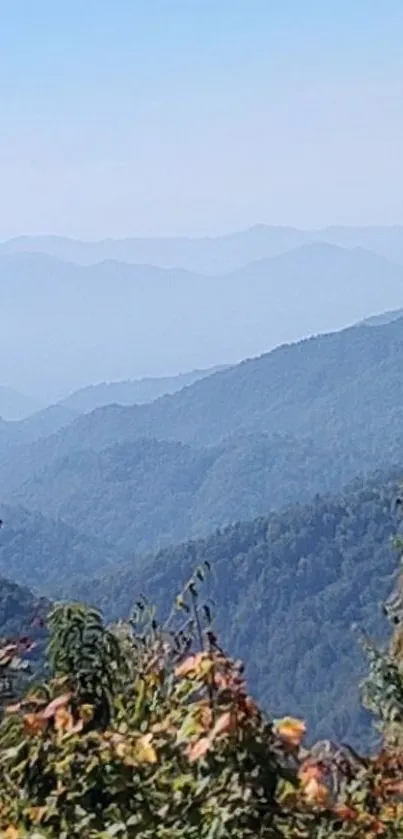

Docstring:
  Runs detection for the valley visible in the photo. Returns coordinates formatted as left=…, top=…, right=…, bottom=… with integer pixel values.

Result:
left=2, top=308, right=403, bottom=746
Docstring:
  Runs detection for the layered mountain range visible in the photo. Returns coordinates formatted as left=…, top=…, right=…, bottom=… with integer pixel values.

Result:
left=3, top=231, right=403, bottom=399
left=2, top=305, right=403, bottom=744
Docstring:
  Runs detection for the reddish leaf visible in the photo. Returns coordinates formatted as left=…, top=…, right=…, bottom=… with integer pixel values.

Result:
left=332, top=804, right=359, bottom=822
left=41, top=692, right=72, bottom=720
left=185, top=736, right=211, bottom=762
left=211, top=711, right=235, bottom=739
left=175, top=653, right=206, bottom=678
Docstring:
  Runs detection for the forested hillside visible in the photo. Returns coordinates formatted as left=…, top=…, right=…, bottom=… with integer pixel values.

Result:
left=16, top=403, right=79, bottom=441
left=3, top=316, right=403, bottom=558
left=10, top=434, right=342, bottom=553
left=0, top=503, right=120, bottom=593
left=2, top=461, right=402, bottom=746
left=0, top=575, right=48, bottom=642
left=8, top=313, right=403, bottom=455
left=69, top=471, right=402, bottom=746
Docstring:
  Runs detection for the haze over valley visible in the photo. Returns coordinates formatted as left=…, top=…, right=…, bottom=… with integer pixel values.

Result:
left=3, top=234, right=403, bottom=401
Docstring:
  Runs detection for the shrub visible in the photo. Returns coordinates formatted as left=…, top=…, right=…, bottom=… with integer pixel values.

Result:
left=0, top=559, right=403, bottom=836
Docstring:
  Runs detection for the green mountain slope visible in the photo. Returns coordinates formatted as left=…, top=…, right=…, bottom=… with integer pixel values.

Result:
left=70, top=471, right=403, bottom=747
left=0, top=575, right=48, bottom=643
left=0, top=502, right=120, bottom=594
left=15, top=404, right=79, bottom=441
left=4, top=316, right=403, bottom=556
left=12, top=314, right=403, bottom=455
left=10, top=434, right=343, bottom=554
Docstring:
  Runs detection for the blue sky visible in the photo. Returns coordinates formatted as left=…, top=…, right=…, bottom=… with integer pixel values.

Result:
left=1, top=1, right=403, bottom=237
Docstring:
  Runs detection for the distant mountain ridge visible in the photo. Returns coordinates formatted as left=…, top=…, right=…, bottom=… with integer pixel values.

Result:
left=360, top=307, right=403, bottom=327
left=59, top=365, right=227, bottom=413
left=0, top=367, right=226, bottom=444
left=3, top=224, right=403, bottom=271
left=13, top=312, right=403, bottom=454
left=2, top=242, right=403, bottom=398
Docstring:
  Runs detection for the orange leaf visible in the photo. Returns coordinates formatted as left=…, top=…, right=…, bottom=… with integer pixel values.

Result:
left=23, top=712, right=46, bottom=735
left=185, top=736, right=211, bottom=762
left=274, top=717, right=306, bottom=748
left=302, top=777, right=330, bottom=807
left=54, top=708, right=74, bottom=733
left=4, top=828, right=19, bottom=839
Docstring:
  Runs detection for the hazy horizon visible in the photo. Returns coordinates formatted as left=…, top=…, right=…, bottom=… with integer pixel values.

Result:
left=2, top=2, right=403, bottom=401
left=2, top=238, right=403, bottom=403
left=4, top=221, right=403, bottom=246
left=2, top=2, right=403, bottom=239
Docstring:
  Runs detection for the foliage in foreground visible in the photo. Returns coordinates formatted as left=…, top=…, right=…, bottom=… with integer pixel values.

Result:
left=1, top=553, right=403, bottom=837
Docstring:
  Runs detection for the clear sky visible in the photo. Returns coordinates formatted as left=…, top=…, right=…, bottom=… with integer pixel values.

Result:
left=1, top=1, right=403, bottom=238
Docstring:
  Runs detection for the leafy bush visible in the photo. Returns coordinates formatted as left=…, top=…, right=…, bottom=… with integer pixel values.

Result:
left=1, top=554, right=403, bottom=837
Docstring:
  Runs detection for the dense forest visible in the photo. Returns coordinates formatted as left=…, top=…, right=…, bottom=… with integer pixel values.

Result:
left=0, top=503, right=120, bottom=594
left=0, top=576, right=47, bottom=643
left=8, top=434, right=344, bottom=554
left=1, top=469, right=394, bottom=746
left=1, top=470, right=402, bottom=747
